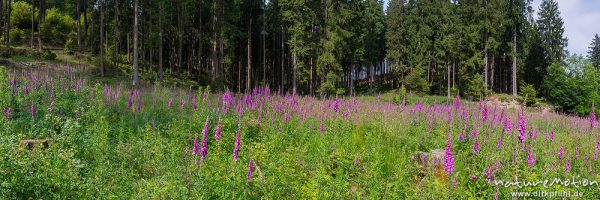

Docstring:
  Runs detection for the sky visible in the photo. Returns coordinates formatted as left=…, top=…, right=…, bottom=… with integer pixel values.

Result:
left=382, top=0, right=600, bottom=56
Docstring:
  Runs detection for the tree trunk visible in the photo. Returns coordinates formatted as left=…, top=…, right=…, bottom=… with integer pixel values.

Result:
left=177, top=0, right=183, bottom=77
left=292, top=52, right=297, bottom=93
left=113, top=0, right=118, bottom=66
left=350, top=62, right=354, bottom=96
left=0, top=0, right=3, bottom=43
left=76, top=0, right=80, bottom=49
left=310, top=57, right=313, bottom=95
left=262, top=21, right=266, bottom=85
left=490, top=55, right=495, bottom=91
left=212, top=0, right=218, bottom=83
left=31, top=0, right=35, bottom=48
left=159, top=3, right=163, bottom=81
left=281, top=26, right=284, bottom=92
left=512, top=27, right=517, bottom=96
left=447, top=60, right=450, bottom=98
left=484, top=36, right=488, bottom=91
left=6, top=0, right=12, bottom=50
left=100, top=0, right=104, bottom=76
left=83, top=0, right=87, bottom=50
left=247, top=18, right=252, bottom=92
left=133, top=0, right=139, bottom=85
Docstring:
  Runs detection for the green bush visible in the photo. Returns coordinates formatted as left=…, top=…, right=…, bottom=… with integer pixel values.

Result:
left=519, top=83, right=537, bottom=106
left=464, top=73, right=485, bottom=99
left=9, top=28, right=26, bottom=42
left=10, top=1, right=35, bottom=30
left=405, top=67, right=429, bottom=94
left=40, top=50, right=57, bottom=60
left=40, top=8, right=75, bottom=45
left=64, top=38, right=74, bottom=55
left=544, top=55, right=600, bottom=116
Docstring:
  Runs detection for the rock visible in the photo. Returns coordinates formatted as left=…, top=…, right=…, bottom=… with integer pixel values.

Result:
left=413, top=149, right=446, bottom=179
left=19, top=139, right=50, bottom=150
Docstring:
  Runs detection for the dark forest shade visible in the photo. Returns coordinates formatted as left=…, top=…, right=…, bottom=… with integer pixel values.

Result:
left=0, top=0, right=596, bottom=102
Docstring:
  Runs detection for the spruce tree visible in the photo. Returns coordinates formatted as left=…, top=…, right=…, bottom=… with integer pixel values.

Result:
left=588, top=34, right=600, bottom=70
left=537, top=0, right=567, bottom=63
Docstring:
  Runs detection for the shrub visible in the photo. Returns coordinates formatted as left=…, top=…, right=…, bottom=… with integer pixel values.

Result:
left=9, top=28, right=26, bottom=42
left=40, top=8, right=75, bottom=45
left=405, top=67, right=429, bottom=95
left=64, top=38, right=74, bottom=55
left=544, top=55, right=600, bottom=116
left=519, top=83, right=537, bottom=106
left=464, top=73, right=485, bottom=100
left=40, top=50, right=57, bottom=60
left=10, top=1, right=35, bottom=30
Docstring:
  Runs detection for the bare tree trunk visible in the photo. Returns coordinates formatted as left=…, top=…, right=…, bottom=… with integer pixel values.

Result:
left=212, top=0, right=218, bottom=83
left=197, top=2, right=202, bottom=84
left=0, top=0, right=3, bottom=44
left=490, top=55, right=495, bottom=92
left=31, top=0, right=35, bottom=48
left=83, top=0, right=87, bottom=50
left=159, top=3, right=163, bottom=81
left=177, top=0, right=183, bottom=77
left=512, top=27, right=517, bottom=96
left=447, top=60, right=450, bottom=98
left=100, top=0, right=104, bottom=76
left=238, top=60, right=241, bottom=93
left=292, top=52, right=297, bottom=93
left=350, top=62, right=354, bottom=96
left=76, top=0, right=80, bottom=49
left=247, top=18, right=252, bottom=92
left=262, top=21, right=265, bottom=85
left=484, top=37, right=488, bottom=91
left=133, top=0, right=139, bottom=85
left=310, top=57, right=313, bottom=95
left=6, top=0, right=12, bottom=50
left=280, top=26, right=284, bottom=92
left=114, top=0, right=119, bottom=66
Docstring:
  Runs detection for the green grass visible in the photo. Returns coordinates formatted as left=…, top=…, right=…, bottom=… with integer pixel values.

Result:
left=0, top=64, right=599, bottom=199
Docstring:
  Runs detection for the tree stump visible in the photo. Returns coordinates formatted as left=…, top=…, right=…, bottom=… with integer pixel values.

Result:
left=19, top=139, right=50, bottom=150
left=413, top=149, right=447, bottom=181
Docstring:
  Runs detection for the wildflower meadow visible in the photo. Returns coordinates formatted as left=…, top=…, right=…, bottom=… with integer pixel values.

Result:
left=1, top=64, right=599, bottom=199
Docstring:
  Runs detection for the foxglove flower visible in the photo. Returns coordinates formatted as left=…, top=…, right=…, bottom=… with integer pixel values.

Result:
left=559, top=145, right=564, bottom=160
left=550, top=128, right=555, bottom=142
left=192, top=97, right=198, bottom=110
left=496, top=136, right=503, bottom=149
left=517, top=113, right=527, bottom=145
left=444, top=135, right=455, bottom=175
left=527, top=144, right=536, bottom=167
left=480, top=105, right=488, bottom=122
left=200, top=118, right=209, bottom=160
left=3, top=107, right=12, bottom=121
left=564, top=159, right=571, bottom=173
left=49, top=100, right=54, bottom=113
left=590, top=104, right=597, bottom=128
left=454, top=95, right=460, bottom=110
left=247, top=159, right=254, bottom=181
left=167, top=99, right=173, bottom=109
left=473, top=137, right=481, bottom=155
left=214, top=118, right=221, bottom=143
left=31, top=103, right=36, bottom=119
left=319, top=123, right=324, bottom=134
left=233, top=124, right=241, bottom=161
left=192, top=136, right=199, bottom=155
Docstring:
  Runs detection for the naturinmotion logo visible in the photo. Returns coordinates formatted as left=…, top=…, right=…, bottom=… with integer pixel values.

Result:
left=494, top=176, right=598, bottom=189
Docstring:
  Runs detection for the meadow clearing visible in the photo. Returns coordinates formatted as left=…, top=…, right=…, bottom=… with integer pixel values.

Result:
left=0, top=64, right=599, bottom=199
